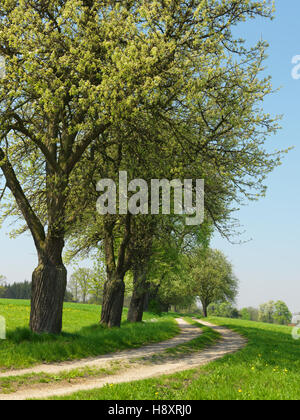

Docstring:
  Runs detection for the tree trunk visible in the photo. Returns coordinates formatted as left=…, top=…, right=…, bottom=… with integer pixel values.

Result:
left=30, top=262, right=67, bottom=334
left=30, top=236, right=67, bottom=334
left=100, top=272, right=125, bottom=327
left=143, top=292, right=150, bottom=311
left=127, top=267, right=148, bottom=323
left=202, top=302, right=208, bottom=318
left=100, top=215, right=132, bottom=328
left=161, top=303, right=169, bottom=312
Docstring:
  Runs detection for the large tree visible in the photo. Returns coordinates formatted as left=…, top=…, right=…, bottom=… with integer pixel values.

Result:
left=0, top=0, right=285, bottom=332
left=0, top=0, right=214, bottom=333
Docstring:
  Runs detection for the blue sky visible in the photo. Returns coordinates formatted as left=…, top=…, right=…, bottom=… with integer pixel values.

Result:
left=0, top=1, right=299, bottom=312
left=212, top=0, right=300, bottom=312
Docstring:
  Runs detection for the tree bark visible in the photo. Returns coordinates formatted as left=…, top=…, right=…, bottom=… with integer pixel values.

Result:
left=100, top=272, right=125, bottom=327
left=30, top=237, right=67, bottom=334
left=127, top=266, right=148, bottom=323
left=202, top=301, right=208, bottom=318
left=143, top=292, right=150, bottom=312
left=100, top=215, right=131, bottom=328
left=30, top=262, right=67, bottom=334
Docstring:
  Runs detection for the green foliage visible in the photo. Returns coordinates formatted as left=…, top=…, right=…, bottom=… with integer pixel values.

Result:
left=0, top=0, right=288, bottom=332
left=208, top=302, right=239, bottom=318
left=0, top=280, right=31, bottom=300
left=240, top=307, right=259, bottom=322
left=258, top=300, right=292, bottom=325
left=148, top=299, right=163, bottom=316
left=188, top=248, right=238, bottom=315
left=240, top=308, right=251, bottom=321
left=68, top=264, right=106, bottom=304
left=273, top=301, right=292, bottom=325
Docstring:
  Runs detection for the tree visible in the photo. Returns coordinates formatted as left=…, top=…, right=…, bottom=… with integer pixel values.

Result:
left=2, top=281, right=31, bottom=300
left=68, top=262, right=105, bottom=304
left=240, top=307, right=259, bottom=322
left=258, top=301, right=275, bottom=324
left=1, top=1, right=284, bottom=332
left=64, top=0, right=284, bottom=328
left=69, top=268, right=91, bottom=304
left=240, top=308, right=251, bottom=320
left=258, top=300, right=292, bottom=325
left=0, top=0, right=222, bottom=332
left=189, top=248, right=238, bottom=317
left=273, top=301, right=292, bottom=325
left=87, top=260, right=106, bottom=304
left=126, top=216, right=155, bottom=322
left=208, top=302, right=238, bottom=318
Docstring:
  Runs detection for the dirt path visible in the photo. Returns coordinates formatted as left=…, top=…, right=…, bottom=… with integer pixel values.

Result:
left=0, top=318, right=201, bottom=379
left=0, top=319, right=247, bottom=400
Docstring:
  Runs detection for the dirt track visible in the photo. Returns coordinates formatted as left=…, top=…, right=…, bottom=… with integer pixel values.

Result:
left=0, top=319, right=246, bottom=400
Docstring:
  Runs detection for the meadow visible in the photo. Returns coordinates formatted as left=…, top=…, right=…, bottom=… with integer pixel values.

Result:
left=0, top=299, right=179, bottom=369
left=2, top=299, right=300, bottom=400
left=50, top=317, right=300, bottom=400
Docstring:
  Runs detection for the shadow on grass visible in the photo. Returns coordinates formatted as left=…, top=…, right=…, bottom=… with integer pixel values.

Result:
left=6, top=328, right=81, bottom=344
left=1, top=317, right=179, bottom=369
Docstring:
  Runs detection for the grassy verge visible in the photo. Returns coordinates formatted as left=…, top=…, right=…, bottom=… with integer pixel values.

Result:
left=0, top=299, right=179, bottom=370
left=48, top=317, right=300, bottom=400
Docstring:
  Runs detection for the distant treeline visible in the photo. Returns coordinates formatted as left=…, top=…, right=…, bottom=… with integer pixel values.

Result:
left=0, top=280, right=31, bottom=299
left=0, top=281, right=73, bottom=302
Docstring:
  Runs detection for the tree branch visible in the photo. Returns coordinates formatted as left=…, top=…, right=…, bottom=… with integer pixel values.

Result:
left=0, top=147, right=46, bottom=252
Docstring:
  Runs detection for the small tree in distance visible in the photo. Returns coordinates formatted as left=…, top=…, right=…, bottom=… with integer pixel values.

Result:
left=189, top=249, right=238, bottom=318
left=259, top=300, right=292, bottom=325
left=273, top=301, right=292, bottom=325
left=68, top=264, right=105, bottom=304
left=68, top=268, right=92, bottom=304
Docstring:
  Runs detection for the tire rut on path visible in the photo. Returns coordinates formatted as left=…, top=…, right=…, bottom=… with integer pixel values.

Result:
left=0, top=319, right=247, bottom=401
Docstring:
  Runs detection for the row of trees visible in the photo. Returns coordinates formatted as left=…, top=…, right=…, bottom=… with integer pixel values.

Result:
left=0, top=1, right=285, bottom=334
left=240, top=301, right=292, bottom=325
left=0, top=277, right=74, bottom=301
left=206, top=301, right=293, bottom=326
left=67, top=247, right=239, bottom=313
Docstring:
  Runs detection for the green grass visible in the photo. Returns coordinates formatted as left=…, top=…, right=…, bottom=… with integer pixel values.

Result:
left=0, top=314, right=220, bottom=394
left=0, top=299, right=179, bottom=370
left=0, top=317, right=218, bottom=395
left=50, top=317, right=300, bottom=400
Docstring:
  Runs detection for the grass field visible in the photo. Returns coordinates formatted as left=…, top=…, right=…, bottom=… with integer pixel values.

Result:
left=0, top=319, right=220, bottom=395
left=0, top=299, right=179, bottom=370
left=2, top=300, right=300, bottom=400
left=50, top=317, right=300, bottom=400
